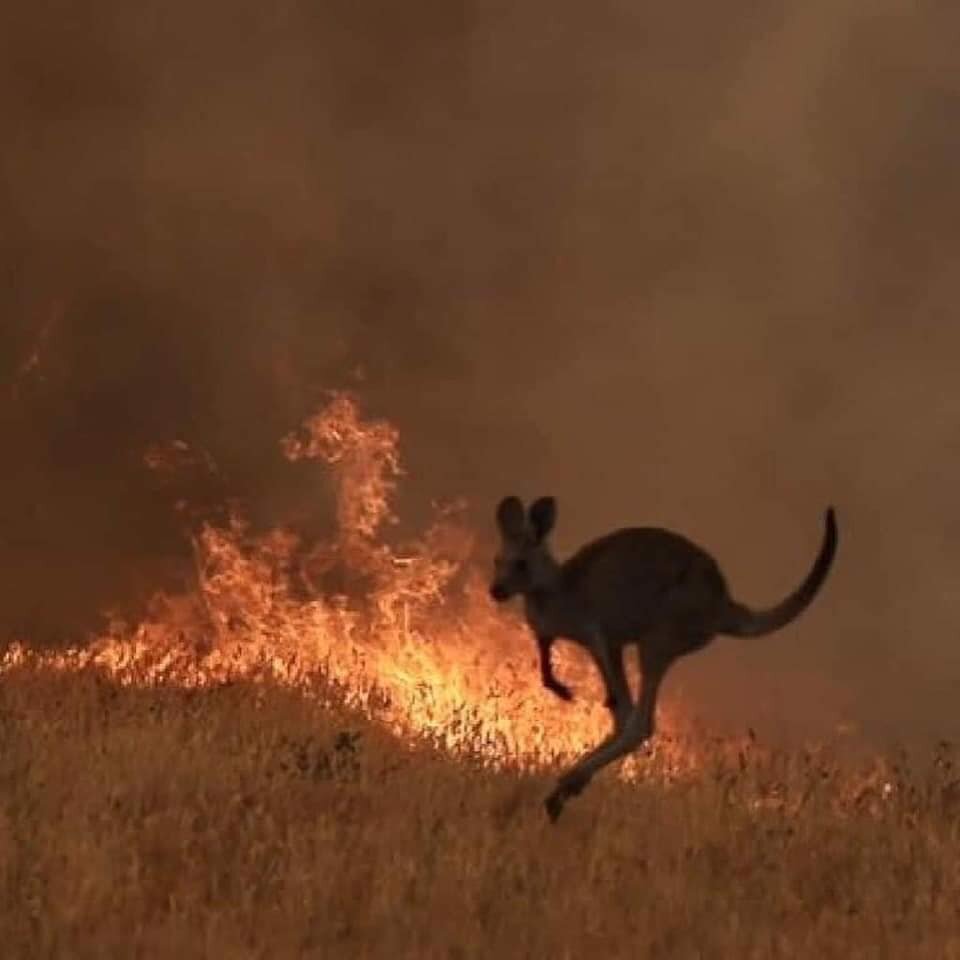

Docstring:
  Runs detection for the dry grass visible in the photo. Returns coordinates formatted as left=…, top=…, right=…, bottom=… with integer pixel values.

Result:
left=1, top=667, right=959, bottom=959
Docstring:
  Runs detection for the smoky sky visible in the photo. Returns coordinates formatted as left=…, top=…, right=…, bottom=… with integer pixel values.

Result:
left=2, top=0, right=959, bottom=745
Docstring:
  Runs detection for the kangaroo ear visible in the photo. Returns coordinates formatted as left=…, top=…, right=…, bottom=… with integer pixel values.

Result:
left=495, top=496, right=527, bottom=541
left=528, top=497, right=557, bottom=542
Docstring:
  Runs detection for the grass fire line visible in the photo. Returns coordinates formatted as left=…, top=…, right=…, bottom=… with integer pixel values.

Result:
left=4, top=393, right=960, bottom=957
left=1, top=392, right=693, bottom=778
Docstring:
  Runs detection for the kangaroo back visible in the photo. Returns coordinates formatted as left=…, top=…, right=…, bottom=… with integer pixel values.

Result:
left=720, top=508, right=837, bottom=637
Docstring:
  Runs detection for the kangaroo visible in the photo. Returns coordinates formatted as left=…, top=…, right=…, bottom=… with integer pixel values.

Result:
left=489, top=496, right=838, bottom=822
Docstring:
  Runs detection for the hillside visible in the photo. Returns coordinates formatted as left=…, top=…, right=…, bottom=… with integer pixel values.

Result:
left=2, top=666, right=957, bottom=959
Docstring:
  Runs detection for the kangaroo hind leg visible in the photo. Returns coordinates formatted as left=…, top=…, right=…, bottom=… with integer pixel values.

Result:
left=593, top=641, right=631, bottom=733
left=545, top=663, right=666, bottom=822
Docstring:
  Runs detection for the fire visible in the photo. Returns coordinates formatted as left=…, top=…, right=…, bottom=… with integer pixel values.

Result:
left=1, top=392, right=694, bottom=778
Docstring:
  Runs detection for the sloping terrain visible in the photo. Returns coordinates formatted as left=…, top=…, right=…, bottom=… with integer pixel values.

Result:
left=2, top=668, right=958, bottom=959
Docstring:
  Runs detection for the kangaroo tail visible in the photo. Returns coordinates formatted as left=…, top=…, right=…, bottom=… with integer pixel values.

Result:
left=721, top=507, right=838, bottom=638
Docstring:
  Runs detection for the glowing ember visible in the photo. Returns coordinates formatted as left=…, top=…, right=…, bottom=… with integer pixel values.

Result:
left=1, top=391, right=694, bottom=778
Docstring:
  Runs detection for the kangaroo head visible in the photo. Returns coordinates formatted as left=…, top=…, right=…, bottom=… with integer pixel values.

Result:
left=489, top=495, right=558, bottom=602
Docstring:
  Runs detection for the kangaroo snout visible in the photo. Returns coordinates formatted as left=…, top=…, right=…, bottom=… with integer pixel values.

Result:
left=489, top=581, right=511, bottom=602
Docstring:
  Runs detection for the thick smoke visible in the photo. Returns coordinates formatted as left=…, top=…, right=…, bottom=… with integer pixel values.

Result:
left=2, top=0, right=959, bottom=744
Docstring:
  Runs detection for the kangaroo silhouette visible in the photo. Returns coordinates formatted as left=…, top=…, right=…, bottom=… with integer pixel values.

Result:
left=489, top=496, right=838, bottom=821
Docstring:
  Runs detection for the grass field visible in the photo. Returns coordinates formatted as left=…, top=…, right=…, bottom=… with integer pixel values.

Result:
left=2, top=665, right=959, bottom=959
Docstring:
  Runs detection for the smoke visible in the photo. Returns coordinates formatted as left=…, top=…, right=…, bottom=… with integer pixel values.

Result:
left=1, top=0, right=958, bottom=743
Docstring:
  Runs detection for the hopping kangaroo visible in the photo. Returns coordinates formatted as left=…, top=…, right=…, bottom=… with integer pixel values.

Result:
left=489, top=496, right=838, bottom=822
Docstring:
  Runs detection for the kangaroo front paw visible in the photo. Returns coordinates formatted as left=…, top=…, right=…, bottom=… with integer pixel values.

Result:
left=546, top=679, right=574, bottom=702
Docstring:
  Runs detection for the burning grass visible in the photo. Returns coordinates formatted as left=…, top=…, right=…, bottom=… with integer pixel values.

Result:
left=2, top=392, right=960, bottom=955
left=0, top=391, right=696, bottom=776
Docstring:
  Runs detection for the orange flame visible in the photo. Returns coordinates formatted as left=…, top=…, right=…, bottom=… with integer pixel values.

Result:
left=1, top=392, right=695, bottom=778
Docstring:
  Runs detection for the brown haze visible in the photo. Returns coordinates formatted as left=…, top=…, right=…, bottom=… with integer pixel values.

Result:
left=1, top=0, right=959, bottom=747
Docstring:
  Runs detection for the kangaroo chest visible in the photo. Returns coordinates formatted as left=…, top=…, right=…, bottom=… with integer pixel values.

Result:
left=523, top=591, right=595, bottom=646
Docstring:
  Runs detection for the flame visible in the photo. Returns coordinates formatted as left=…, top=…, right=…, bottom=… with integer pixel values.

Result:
left=7, top=301, right=60, bottom=401
left=1, top=391, right=694, bottom=778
